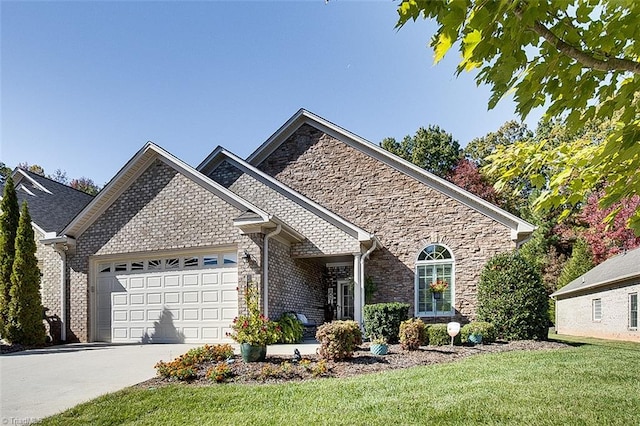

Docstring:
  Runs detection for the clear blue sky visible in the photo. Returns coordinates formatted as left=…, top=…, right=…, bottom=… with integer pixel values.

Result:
left=1, top=1, right=542, bottom=186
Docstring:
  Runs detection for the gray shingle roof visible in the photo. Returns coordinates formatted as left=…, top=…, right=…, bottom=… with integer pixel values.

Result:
left=7, top=170, right=94, bottom=234
left=552, top=246, right=640, bottom=297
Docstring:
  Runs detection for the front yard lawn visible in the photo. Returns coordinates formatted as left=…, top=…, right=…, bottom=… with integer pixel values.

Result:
left=38, top=334, right=640, bottom=425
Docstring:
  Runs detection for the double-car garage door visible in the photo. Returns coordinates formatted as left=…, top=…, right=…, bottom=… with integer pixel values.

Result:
left=95, top=251, right=238, bottom=343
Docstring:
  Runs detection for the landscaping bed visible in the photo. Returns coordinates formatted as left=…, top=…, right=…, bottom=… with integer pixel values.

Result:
left=138, top=339, right=568, bottom=388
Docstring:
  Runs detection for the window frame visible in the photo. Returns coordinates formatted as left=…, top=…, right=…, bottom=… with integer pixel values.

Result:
left=592, top=298, right=602, bottom=322
left=629, top=293, right=638, bottom=330
left=415, top=244, right=455, bottom=318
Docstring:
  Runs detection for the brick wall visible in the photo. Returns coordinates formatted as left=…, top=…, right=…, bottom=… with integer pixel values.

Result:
left=267, top=238, right=325, bottom=324
left=67, top=160, right=255, bottom=342
left=257, top=124, right=516, bottom=321
left=555, top=281, right=640, bottom=342
left=35, top=230, right=63, bottom=342
left=209, top=160, right=361, bottom=257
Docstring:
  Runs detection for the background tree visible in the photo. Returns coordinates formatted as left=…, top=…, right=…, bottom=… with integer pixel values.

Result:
left=446, top=158, right=500, bottom=206
left=381, top=125, right=461, bottom=178
left=48, top=169, right=69, bottom=185
left=17, top=162, right=45, bottom=176
left=397, top=0, right=640, bottom=234
left=464, top=120, right=532, bottom=167
left=0, top=176, right=20, bottom=337
left=578, top=192, right=640, bottom=264
left=70, top=177, right=100, bottom=196
left=5, top=203, right=46, bottom=345
left=557, top=239, right=595, bottom=290
left=0, top=163, right=11, bottom=184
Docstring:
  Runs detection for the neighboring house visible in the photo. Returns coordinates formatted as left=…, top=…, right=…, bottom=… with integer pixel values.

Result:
left=552, top=246, right=640, bottom=342
left=0, top=169, right=94, bottom=342
left=32, top=109, right=535, bottom=344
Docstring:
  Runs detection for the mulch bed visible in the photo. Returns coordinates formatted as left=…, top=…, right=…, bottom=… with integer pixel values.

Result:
left=136, top=340, right=569, bottom=388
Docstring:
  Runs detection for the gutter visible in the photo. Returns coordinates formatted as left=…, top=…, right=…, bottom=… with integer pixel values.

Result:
left=263, top=224, right=282, bottom=318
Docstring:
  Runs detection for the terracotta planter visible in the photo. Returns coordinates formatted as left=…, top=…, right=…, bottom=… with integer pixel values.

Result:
left=240, top=343, right=267, bottom=362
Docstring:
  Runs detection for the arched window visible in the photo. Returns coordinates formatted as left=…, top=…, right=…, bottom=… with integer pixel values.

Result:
left=415, top=244, right=454, bottom=317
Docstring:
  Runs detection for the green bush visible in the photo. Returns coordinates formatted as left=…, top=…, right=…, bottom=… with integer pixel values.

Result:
left=363, top=302, right=410, bottom=343
left=316, top=320, right=362, bottom=361
left=477, top=251, right=549, bottom=341
left=277, top=313, right=304, bottom=344
left=460, top=321, right=496, bottom=344
left=428, top=323, right=461, bottom=346
left=399, top=318, right=428, bottom=350
left=155, top=344, right=234, bottom=381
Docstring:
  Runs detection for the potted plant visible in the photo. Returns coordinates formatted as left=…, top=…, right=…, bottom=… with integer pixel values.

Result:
left=369, top=335, right=389, bottom=355
left=227, top=284, right=281, bottom=362
left=430, top=279, right=448, bottom=299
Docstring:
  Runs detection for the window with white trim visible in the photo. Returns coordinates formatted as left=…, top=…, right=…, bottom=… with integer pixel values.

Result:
left=630, top=293, right=638, bottom=330
left=415, top=244, right=454, bottom=316
left=592, top=298, right=602, bottom=322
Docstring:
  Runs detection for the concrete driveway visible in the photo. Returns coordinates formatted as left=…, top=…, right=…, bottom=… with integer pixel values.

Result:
left=1, top=342, right=318, bottom=423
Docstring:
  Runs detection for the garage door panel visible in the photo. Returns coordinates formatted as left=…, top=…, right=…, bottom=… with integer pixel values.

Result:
left=202, top=273, right=219, bottom=286
left=96, top=257, right=238, bottom=344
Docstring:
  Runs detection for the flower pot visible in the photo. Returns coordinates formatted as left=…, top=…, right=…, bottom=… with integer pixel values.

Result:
left=468, top=333, right=483, bottom=345
left=433, top=292, right=442, bottom=300
left=370, top=343, right=389, bottom=355
left=240, top=343, right=267, bottom=362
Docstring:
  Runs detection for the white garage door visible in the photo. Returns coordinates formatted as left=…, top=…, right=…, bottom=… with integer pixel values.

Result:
left=94, top=252, right=238, bottom=343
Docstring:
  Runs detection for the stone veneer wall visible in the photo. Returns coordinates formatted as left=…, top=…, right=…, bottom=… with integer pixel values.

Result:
left=67, top=160, right=258, bottom=342
left=35, top=230, right=63, bottom=342
left=257, top=124, right=516, bottom=321
left=555, top=281, right=640, bottom=342
left=208, top=160, right=361, bottom=257
left=266, top=238, right=325, bottom=324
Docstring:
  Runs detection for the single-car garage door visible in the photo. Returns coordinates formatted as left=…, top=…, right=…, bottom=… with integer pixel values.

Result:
left=94, top=251, right=238, bottom=343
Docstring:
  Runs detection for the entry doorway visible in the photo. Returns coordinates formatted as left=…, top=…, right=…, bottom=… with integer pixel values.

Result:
left=337, top=279, right=354, bottom=320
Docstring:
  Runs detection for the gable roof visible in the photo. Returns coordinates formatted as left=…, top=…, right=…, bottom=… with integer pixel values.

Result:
left=244, top=109, right=536, bottom=243
left=198, top=146, right=375, bottom=242
left=4, top=169, right=94, bottom=234
left=61, top=142, right=276, bottom=238
left=552, top=247, right=640, bottom=298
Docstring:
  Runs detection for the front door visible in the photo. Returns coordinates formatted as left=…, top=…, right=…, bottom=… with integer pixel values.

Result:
left=337, top=279, right=354, bottom=320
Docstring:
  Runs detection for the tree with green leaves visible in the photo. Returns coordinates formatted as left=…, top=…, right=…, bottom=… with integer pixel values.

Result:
left=557, top=239, right=594, bottom=290
left=381, top=125, right=461, bottom=177
left=397, top=0, right=640, bottom=233
left=464, top=120, right=532, bottom=167
left=5, top=203, right=46, bottom=345
left=70, top=177, right=100, bottom=196
left=0, top=176, right=20, bottom=337
left=0, top=163, right=11, bottom=185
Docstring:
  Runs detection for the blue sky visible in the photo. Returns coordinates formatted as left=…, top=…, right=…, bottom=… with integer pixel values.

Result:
left=1, top=1, right=542, bottom=186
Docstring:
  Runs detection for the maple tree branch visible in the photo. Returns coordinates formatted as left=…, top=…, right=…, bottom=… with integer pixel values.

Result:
left=514, top=8, right=640, bottom=75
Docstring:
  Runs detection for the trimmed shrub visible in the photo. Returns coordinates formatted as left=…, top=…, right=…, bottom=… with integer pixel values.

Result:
left=399, top=318, right=428, bottom=350
left=363, top=302, right=410, bottom=343
left=316, top=320, right=362, bottom=361
left=477, top=251, right=549, bottom=340
left=428, top=323, right=461, bottom=346
left=460, top=321, right=496, bottom=344
left=277, top=312, right=304, bottom=344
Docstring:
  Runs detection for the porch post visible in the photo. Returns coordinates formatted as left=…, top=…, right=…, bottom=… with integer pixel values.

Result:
left=353, top=253, right=362, bottom=325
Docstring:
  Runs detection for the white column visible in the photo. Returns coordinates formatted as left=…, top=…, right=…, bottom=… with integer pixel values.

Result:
left=353, top=253, right=362, bottom=325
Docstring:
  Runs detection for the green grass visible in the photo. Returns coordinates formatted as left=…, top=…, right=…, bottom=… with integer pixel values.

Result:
left=38, top=334, right=640, bottom=425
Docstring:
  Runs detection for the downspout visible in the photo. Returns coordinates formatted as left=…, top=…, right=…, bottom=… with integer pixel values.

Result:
left=52, top=247, right=67, bottom=342
left=358, top=238, right=377, bottom=323
left=262, top=224, right=282, bottom=318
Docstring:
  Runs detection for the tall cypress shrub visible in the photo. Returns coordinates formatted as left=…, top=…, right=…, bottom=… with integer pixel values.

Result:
left=557, top=239, right=594, bottom=289
left=6, top=203, right=46, bottom=345
left=0, top=176, right=20, bottom=337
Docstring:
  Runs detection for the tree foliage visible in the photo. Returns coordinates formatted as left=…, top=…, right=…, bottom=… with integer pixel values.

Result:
left=578, top=192, right=640, bottom=264
left=70, top=177, right=100, bottom=196
left=465, top=120, right=532, bottom=166
left=447, top=158, right=501, bottom=206
left=477, top=251, right=549, bottom=340
left=397, top=0, right=640, bottom=234
left=0, top=163, right=11, bottom=185
left=557, top=239, right=594, bottom=290
left=0, top=176, right=20, bottom=337
left=381, top=125, right=461, bottom=177
left=5, top=203, right=46, bottom=345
